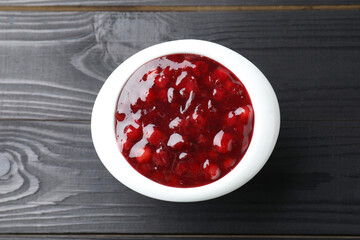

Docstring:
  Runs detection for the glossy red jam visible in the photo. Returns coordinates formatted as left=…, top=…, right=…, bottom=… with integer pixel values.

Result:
left=115, top=54, right=254, bottom=188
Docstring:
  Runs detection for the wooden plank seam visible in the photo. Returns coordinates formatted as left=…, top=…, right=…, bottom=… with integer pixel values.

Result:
left=0, top=5, right=359, bottom=12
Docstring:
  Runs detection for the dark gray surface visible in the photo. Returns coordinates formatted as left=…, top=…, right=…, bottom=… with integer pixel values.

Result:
left=0, top=11, right=359, bottom=121
left=0, top=9, right=360, bottom=237
left=1, top=0, right=360, bottom=6
left=0, top=236, right=359, bottom=240
left=0, top=120, right=359, bottom=233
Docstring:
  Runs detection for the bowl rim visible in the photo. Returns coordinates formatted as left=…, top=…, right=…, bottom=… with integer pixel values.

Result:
left=91, top=39, right=280, bottom=202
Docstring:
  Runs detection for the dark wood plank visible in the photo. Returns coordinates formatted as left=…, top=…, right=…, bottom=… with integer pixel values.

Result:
left=0, top=235, right=359, bottom=240
left=2, top=6, right=360, bottom=12
left=1, top=9, right=359, bottom=236
left=1, top=1, right=360, bottom=6
left=0, top=11, right=360, bottom=121
left=0, top=12, right=104, bottom=120
left=0, top=120, right=359, bottom=234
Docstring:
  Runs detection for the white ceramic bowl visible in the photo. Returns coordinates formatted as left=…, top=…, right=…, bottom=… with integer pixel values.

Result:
left=91, top=39, right=280, bottom=202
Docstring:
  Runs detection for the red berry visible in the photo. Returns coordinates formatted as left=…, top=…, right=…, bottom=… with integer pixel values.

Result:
left=191, top=111, right=206, bottom=129
left=184, top=54, right=194, bottom=62
left=224, top=80, right=235, bottom=91
left=175, top=71, right=188, bottom=89
left=115, top=112, right=126, bottom=122
left=223, top=158, right=236, bottom=169
left=167, top=133, right=186, bottom=150
left=167, top=87, right=175, bottom=103
left=143, top=69, right=161, bottom=81
left=163, top=66, right=172, bottom=76
left=211, top=68, right=230, bottom=84
left=117, top=138, right=133, bottom=152
left=131, top=146, right=152, bottom=163
left=178, top=152, right=189, bottom=160
left=124, top=124, right=142, bottom=140
left=213, top=130, right=233, bottom=154
left=203, top=160, right=221, bottom=180
left=184, top=78, right=198, bottom=94
left=146, top=128, right=164, bottom=145
left=212, top=86, right=226, bottom=101
left=130, top=99, right=143, bottom=113
left=155, top=75, right=169, bottom=88
left=240, top=136, right=250, bottom=153
left=224, top=106, right=253, bottom=129
left=145, top=89, right=156, bottom=103
left=192, top=61, right=209, bottom=77
left=224, top=111, right=238, bottom=127
left=238, top=105, right=253, bottom=124
left=169, top=117, right=182, bottom=129
left=207, top=99, right=213, bottom=110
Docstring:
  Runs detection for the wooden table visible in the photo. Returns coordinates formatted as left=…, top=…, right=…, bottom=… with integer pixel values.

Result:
left=0, top=1, right=360, bottom=239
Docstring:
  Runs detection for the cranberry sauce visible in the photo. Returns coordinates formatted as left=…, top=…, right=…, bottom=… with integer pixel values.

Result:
left=115, top=54, right=254, bottom=188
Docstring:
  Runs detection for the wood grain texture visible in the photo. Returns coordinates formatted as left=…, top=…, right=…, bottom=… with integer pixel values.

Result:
left=0, top=11, right=359, bottom=121
left=3, top=6, right=360, bottom=12
left=0, top=235, right=360, bottom=240
left=0, top=120, right=359, bottom=234
left=1, top=0, right=360, bottom=7
left=1, top=10, right=360, bottom=236
left=0, top=12, right=104, bottom=120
